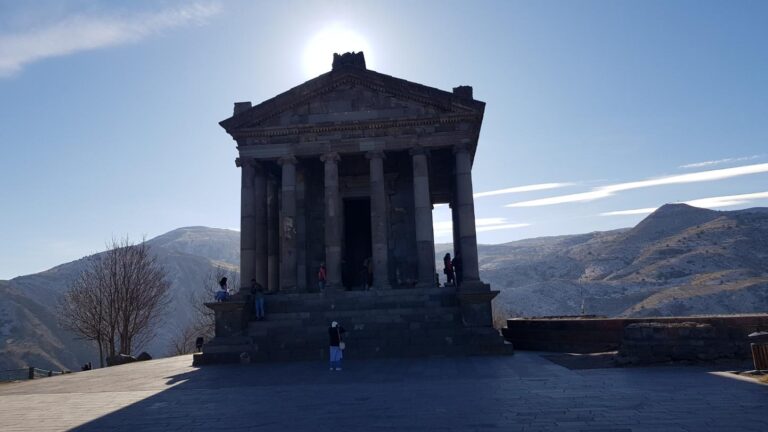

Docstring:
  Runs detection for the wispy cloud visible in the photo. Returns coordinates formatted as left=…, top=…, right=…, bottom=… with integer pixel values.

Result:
left=600, top=208, right=659, bottom=216
left=433, top=217, right=530, bottom=238
left=473, top=182, right=573, bottom=198
left=0, top=2, right=220, bottom=77
left=506, top=163, right=768, bottom=208
left=600, top=191, right=768, bottom=216
left=685, top=191, right=768, bottom=209
left=679, top=155, right=763, bottom=169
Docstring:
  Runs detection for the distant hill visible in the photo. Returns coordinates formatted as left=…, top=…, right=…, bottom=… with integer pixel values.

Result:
left=456, top=204, right=768, bottom=320
left=0, top=227, right=239, bottom=371
left=3, top=205, right=768, bottom=370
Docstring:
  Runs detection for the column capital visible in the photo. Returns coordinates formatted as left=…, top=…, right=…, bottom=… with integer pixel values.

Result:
left=277, top=155, right=297, bottom=166
left=453, top=143, right=471, bottom=154
left=409, top=146, right=429, bottom=157
left=365, top=150, right=386, bottom=160
left=236, top=157, right=259, bottom=168
left=320, top=152, right=340, bottom=163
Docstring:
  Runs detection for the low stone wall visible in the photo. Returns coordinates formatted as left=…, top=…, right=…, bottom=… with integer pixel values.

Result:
left=616, top=322, right=740, bottom=364
left=503, top=315, right=768, bottom=357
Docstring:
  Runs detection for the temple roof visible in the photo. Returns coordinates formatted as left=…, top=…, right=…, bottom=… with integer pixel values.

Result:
left=219, top=52, right=485, bottom=137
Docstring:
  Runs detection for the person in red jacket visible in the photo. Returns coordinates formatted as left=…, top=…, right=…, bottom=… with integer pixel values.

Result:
left=318, top=263, right=327, bottom=292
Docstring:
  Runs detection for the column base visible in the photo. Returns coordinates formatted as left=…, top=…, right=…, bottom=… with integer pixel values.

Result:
left=205, top=301, right=249, bottom=337
left=457, top=281, right=498, bottom=327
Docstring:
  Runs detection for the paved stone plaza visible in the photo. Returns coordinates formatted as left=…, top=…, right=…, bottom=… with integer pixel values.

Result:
left=0, top=353, right=765, bottom=431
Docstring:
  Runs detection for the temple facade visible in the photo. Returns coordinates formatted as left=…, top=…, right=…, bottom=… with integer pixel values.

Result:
left=195, top=53, right=510, bottom=364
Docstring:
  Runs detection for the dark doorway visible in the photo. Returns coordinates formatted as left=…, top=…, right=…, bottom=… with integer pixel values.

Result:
left=343, top=198, right=372, bottom=289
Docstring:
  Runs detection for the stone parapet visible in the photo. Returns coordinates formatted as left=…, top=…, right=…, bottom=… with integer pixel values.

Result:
left=503, top=314, right=768, bottom=356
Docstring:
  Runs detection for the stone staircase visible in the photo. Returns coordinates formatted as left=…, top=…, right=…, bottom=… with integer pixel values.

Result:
left=194, top=287, right=512, bottom=365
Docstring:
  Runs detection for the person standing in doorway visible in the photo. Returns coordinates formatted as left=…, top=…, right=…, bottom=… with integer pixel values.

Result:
left=328, top=321, right=346, bottom=371
left=250, top=278, right=266, bottom=321
left=443, top=253, right=455, bottom=286
left=318, top=263, right=327, bottom=292
left=362, top=256, right=373, bottom=290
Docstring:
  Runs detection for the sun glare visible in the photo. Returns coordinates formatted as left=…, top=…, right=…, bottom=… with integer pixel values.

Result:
left=302, top=24, right=373, bottom=78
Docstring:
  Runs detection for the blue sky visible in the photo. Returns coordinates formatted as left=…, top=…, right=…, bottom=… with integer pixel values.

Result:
left=1, top=0, right=767, bottom=279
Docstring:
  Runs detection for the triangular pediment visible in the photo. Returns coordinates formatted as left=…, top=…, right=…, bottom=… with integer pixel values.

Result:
left=220, top=68, right=484, bottom=134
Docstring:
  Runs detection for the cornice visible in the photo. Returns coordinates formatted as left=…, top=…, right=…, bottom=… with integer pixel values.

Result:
left=232, top=113, right=481, bottom=140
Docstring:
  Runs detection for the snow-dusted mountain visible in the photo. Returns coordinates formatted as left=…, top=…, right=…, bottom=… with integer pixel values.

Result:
left=457, top=204, right=768, bottom=321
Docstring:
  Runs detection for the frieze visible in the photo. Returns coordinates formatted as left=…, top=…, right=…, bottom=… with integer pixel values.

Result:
left=233, top=114, right=480, bottom=139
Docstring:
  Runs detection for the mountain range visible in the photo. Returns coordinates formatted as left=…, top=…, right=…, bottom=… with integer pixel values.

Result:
left=0, top=227, right=238, bottom=371
left=2, top=204, right=767, bottom=371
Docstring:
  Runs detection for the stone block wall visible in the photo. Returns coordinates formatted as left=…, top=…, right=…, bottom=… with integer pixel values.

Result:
left=616, top=322, right=741, bottom=364
left=503, top=315, right=768, bottom=357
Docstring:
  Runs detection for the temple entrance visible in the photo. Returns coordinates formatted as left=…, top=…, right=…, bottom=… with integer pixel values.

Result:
left=343, top=198, right=372, bottom=289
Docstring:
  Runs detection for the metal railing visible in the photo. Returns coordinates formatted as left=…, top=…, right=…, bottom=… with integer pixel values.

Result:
left=0, top=367, right=68, bottom=382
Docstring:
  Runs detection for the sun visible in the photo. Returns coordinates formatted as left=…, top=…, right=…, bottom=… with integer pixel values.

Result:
left=302, top=24, right=373, bottom=78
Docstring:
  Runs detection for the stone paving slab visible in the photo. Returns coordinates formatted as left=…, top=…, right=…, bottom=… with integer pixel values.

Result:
left=0, top=352, right=765, bottom=431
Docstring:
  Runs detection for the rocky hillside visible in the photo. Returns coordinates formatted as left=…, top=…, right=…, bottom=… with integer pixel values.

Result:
left=0, top=227, right=239, bottom=371
left=461, top=204, right=768, bottom=320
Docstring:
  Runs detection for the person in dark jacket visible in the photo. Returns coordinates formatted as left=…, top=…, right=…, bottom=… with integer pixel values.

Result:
left=250, top=278, right=266, bottom=320
left=452, top=254, right=463, bottom=286
left=443, top=253, right=455, bottom=286
left=328, top=321, right=346, bottom=371
left=215, top=277, right=229, bottom=302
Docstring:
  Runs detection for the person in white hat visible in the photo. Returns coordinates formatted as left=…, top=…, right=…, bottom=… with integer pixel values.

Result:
left=328, top=321, right=346, bottom=371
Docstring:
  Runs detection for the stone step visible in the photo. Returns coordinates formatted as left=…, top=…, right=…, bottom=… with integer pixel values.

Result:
left=246, top=307, right=462, bottom=335
left=194, top=329, right=512, bottom=365
left=258, top=288, right=460, bottom=313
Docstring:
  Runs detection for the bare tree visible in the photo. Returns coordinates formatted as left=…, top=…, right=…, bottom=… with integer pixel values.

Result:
left=58, top=260, right=109, bottom=367
left=167, top=265, right=238, bottom=356
left=59, top=238, right=170, bottom=366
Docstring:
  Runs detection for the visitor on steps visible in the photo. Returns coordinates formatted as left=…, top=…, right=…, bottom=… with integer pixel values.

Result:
left=443, top=253, right=455, bottom=286
left=215, top=277, right=229, bottom=302
left=250, top=278, right=266, bottom=320
left=329, top=321, right=346, bottom=371
left=318, top=263, right=327, bottom=292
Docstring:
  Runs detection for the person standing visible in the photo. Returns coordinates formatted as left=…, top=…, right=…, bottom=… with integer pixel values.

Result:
left=443, top=253, right=455, bottom=286
left=215, top=277, right=229, bottom=302
left=362, top=256, right=373, bottom=290
left=328, top=321, right=345, bottom=371
left=452, top=254, right=463, bottom=286
left=318, top=263, right=327, bottom=292
left=250, top=278, right=266, bottom=321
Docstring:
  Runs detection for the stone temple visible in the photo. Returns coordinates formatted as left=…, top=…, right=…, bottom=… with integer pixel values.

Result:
left=195, top=52, right=511, bottom=364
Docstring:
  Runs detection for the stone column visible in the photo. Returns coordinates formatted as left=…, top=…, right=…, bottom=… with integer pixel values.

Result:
left=450, top=201, right=462, bottom=268
left=237, top=158, right=256, bottom=290
left=454, top=143, right=480, bottom=283
left=296, top=167, right=307, bottom=291
left=367, top=150, right=389, bottom=289
left=321, top=152, right=342, bottom=290
left=410, top=147, right=436, bottom=287
left=252, top=161, right=268, bottom=288
left=267, top=176, right=279, bottom=292
left=278, top=156, right=297, bottom=291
